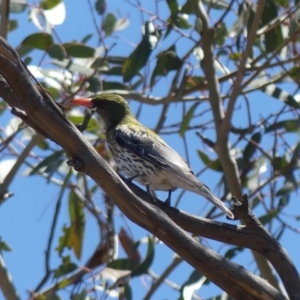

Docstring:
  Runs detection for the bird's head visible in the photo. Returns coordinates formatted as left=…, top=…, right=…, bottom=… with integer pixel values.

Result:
left=72, top=94, right=133, bottom=130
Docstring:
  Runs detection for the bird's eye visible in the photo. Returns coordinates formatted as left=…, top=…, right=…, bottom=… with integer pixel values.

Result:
left=97, top=100, right=109, bottom=108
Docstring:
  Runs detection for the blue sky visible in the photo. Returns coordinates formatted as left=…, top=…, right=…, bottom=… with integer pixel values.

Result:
left=0, top=0, right=299, bottom=299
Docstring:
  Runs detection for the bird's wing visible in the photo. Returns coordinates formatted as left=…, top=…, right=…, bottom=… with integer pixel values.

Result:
left=113, top=125, right=237, bottom=219
left=113, top=124, right=195, bottom=179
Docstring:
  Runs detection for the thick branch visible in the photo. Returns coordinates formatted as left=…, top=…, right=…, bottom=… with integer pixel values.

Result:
left=126, top=182, right=300, bottom=298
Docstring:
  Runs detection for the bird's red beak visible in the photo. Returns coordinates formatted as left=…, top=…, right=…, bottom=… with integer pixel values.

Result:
left=71, top=98, right=93, bottom=108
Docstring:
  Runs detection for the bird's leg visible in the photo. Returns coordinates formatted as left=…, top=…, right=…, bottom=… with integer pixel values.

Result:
left=146, top=184, right=157, bottom=203
left=164, top=190, right=172, bottom=206
left=125, top=174, right=139, bottom=183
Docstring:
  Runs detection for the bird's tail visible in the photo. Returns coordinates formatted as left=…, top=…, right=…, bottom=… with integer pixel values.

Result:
left=196, top=185, right=234, bottom=219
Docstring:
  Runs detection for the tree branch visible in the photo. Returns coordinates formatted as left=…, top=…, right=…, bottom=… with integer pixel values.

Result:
left=0, top=37, right=294, bottom=299
left=0, top=133, right=43, bottom=204
left=0, top=254, right=20, bottom=300
left=221, top=0, right=266, bottom=138
left=188, top=0, right=282, bottom=292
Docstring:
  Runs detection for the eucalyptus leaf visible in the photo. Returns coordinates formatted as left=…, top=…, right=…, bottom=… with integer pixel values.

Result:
left=22, top=33, right=54, bottom=50
left=63, top=43, right=95, bottom=58
left=103, top=13, right=117, bottom=36
left=68, top=191, right=85, bottom=259
left=131, top=237, right=155, bottom=277
left=123, top=22, right=157, bottom=82
left=180, top=102, right=200, bottom=137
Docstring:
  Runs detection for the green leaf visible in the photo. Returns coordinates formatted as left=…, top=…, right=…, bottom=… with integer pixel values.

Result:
left=40, top=0, right=61, bottom=10
left=261, top=85, right=300, bottom=109
left=0, top=100, right=7, bottom=116
left=101, top=66, right=123, bottom=76
left=230, top=2, right=247, bottom=39
left=0, top=237, right=12, bottom=254
left=0, top=0, right=27, bottom=13
left=265, top=119, right=300, bottom=133
left=276, top=181, right=300, bottom=196
left=107, top=258, right=137, bottom=271
left=289, top=7, right=300, bottom=36
left=48, top=44, right=65, bottom=60
left=122, top=22, right=156, bottom=82
left=54, top=171, right=74, bottom=255
left=29, top=150, right=64, bottom=175
left=46, top=293, right=62, bottom=300
left=56, top=225, right=72, bottom=256
left=180, top=102, right=200, bottom=137
left=202, top=0, right=229, bottom=9
left=68, top=191, right=85, bottom=259
left=245, top=155, right=267, bottom=190
left=167, top=0, right=179, bottom=14
left=107, top=56, right=126, bottom=65
left=230, top=125, right=256, bottom=136
left=124, top=284, right=132, bottom=300
left=81, top=33, right=93, bottom=44
left=103, top=13, right=117, bottom=36
left=68, top=115, right=101, bottom=133
left=22, top=33, right=54, bottom=50
left=229, top=52, right=242, bottom=61
left=150, top=44, right=182, bottom=86
left=288, top=66, right=300, bottom=82
left=54, top=257, right=78, bottom=278
left=197, top=150, right=223, bottom=172
left=131, top=237, right=155, bottom=277
left=243, top=132, right=262, bottom=162
left=63, top=43, right=95, bottom=58
left=278, top=194, right=290, bottom=210
left=95, top=0, right=107, bottom=15
left=274, top=0, right=288, bottom=7
left=214, top=23, right=227, bottom=45
left=181, top=1, right=193, bottom=14
left=90, top=57, right=105, bottom=69
left=185, top=76, right=206, bottom=89
left=87, top=77, right=102, bottom=93
left=168, top=15, right=191, bottom=29
left=103, top=81, right=128, bottom=90
left=284, top=172, right=298, bottom=192
left=16, top=45, right=32, bottom=57
left=180, top=269, right=205, bottom=299
left=259, top=211, right=278, bottom=225
left=37, top=139, right=49, bottom=150
left=290, top=142, right=300, bottom=166
left=261, top=0, right=283, bottom=53
left=44, top=86, right=60, bottom=100
left=8, top=20, right=18, bottom=32
left=71, top=289, right=87, bottom=300
left=224, top=246, right=244, bottom=259
left=23, top=56, right=32, bottom=65
left=272, top=156, right=288, bottom=172
left=194, top=17, right=203, bottom=34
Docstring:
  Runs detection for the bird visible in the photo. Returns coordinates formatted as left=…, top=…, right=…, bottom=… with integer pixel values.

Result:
left=71, top=94, right=234, bottom=219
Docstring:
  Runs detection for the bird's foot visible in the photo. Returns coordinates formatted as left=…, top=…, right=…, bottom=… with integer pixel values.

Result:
left=163, top=190, right=172, bottom=206
left=146, top=184, right=158, bottom=203
left=124, top=174, right=139, bottom=183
